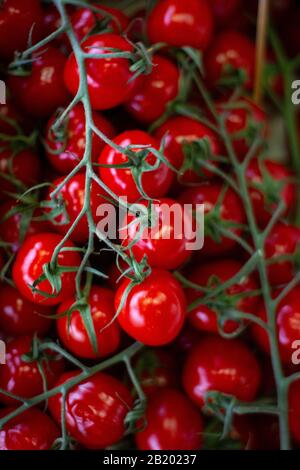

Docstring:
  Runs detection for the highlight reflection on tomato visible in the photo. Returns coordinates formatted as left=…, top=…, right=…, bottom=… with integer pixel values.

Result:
left=183, top=336, right=261, bottom=407
left=116, top=270, right=186, bottom=346
left=48, top=371, right=133, bottom=449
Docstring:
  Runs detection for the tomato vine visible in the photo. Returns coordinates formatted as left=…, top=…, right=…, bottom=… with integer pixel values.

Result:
left=0, top=0, right=300, bottom=451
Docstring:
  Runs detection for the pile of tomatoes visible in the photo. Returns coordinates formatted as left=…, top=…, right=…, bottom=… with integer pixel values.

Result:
left=0, top=0, right=300, bottom=452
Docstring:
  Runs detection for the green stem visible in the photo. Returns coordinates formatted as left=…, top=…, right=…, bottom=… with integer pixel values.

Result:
left=282, top=66, right=300, bottom=225
left=220, top=119, right=291, bottom=450
left=0, top=342, right=144, bottom=429
left=191, top=64, right=292, bottom=448
left=269, top=28, right=300, bottom=226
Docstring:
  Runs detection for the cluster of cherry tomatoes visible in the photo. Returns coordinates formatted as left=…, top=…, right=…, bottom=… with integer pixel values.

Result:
left=0, top=0, right=300, bottom=452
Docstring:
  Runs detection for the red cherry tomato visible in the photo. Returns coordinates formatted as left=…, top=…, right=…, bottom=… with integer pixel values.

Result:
left=179, top=182, right=246, bottom=257
left=211, top=0, right=241, bottom=27
left=0, top=148, right=41, bottom=201
left=233, top=414, right=280, bottom=450
left=48, top=371, right=133, bottom=449
left=252, top=287, right=300, bottom=364
left=98, top=130, right=173, bottom=202
left=43, top=4, right=63, bottom=36
left=265, top=222, right=300, bottom=287
left=0, top=285, right=52, bottom=336
left=204, top=30, right=255, bottom=89
left=125, top=55, right=180, bottom=124
left=136, top=389, right=204, bottom=450
left=246, top=158, right=296, bottom=227
left=71, top=4, right=129, bottom=43
left=185, top=259, right=259, bottom=335
left=134, top=348, right=179, bottom=396
left=174, top=325, right=203, bottom=355
left=42, top=4, right=75, bottom=48
left=45, top=103, right=115, bottom=175
left=147, top=0, right=214, bottom=50
left=183, top=335, right=261, bottom=407
left=12, top=233, right=82, bottom=306
left=8, top=46, right=69, bottom=118
left=0, top=0, right=43, bottom=62
left=289, top=379, right=300, bottom=444
left=0, top=201, right=50, bottom=252
left=64, top=33, right=138, bottom=110
left=57, top=286, right=121, bottom=359
left=46, top=174, right=107, bottom=243
left=120, top=198, right=193, bottom=270
left=217, top=98, right=267, bottom=160
left=0, top=335, right=65, bottom=405
left=115, top=270, right=186, bottom=346
left=0, top=407, right=59, bottom=450
left=154, top=116, right=223, bottom=184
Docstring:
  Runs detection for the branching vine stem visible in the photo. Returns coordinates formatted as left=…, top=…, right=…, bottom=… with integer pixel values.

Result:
left=0, top=342, right=144, bottom=430
left=189, top=58, right=292, bottom=447
left=220, top=112, right=291, bottom=450
left=269, top=28, right=300, bottom=226
left=1, top=0, right=298, bottom=452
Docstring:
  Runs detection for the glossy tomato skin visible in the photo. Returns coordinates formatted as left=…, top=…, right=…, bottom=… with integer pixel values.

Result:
left=46, top=174, right=107, bottom=243
left=12, top=233, right=82, bottom=306
left=217, top=98, right=267, bottom=160
left=98, top=130, right=173, bottom=202
left=57, top=286, right=121, bottom=359
left=265, top=222, right=300, bottom=286
left=0, top=201, right=50, bottom=252
left=186, top=259, right=259, bottom=335
left=71, top=4, right=129, bottom=43
left=147, top=0, right=214, bottom=50
left=8, top=46, right=69, bottom=118
left=42, top=4, right=75, bottom=43
left=116, top=270, right=186, bottom=346
left=134, top=349, right=179, bottom=396
left=179, top=182, right=246, bottom=257
left=125, top=55, right=180, bottom=124
left=0, top=336, right=65, bottom=405
left=154, top=116, right=222, bottom=184
left=0, top=285, right=52, bottom=336
left=46, top=103, right=115, bottom=175
left=246, top=158, right=296, bottom=227
left=0, top=148, right=41, bottom=201
left=183, top=336, right=261, bottom=407
left=0, top=0, right=43, bottom=62
left=252, top=287, right=300, bottom=364
left=120, top=198, right=192, bottom=270
left=48, top=371, right=133, bottom=449
left=43, top=4, right=63, bottom=37
left=0, top=407, right=59, bottom=450
left=204, top=30, right=255, bottom=89
left=64, top=33, right=138, bottom=110
left=289, top=379, right=300, bottom=444
left=136, top=389, right=204, bottom=450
